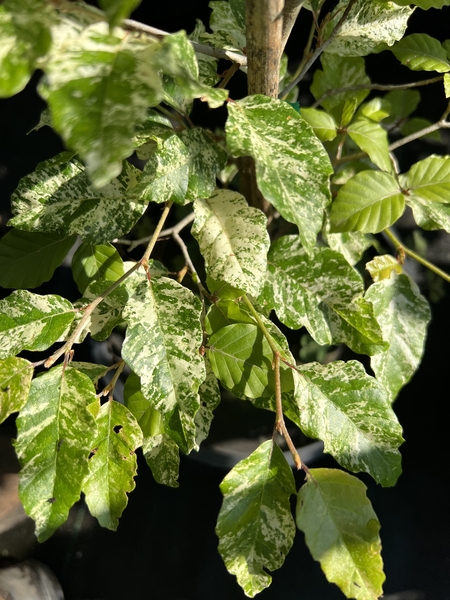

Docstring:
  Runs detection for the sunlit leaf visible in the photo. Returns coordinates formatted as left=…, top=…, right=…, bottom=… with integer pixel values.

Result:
left=326, top=231, right=374, bottom=265
left=300, top=108, right=337, bottom=142
left=209, top=0, right=246, bottom=50
left=391, top=33, right=450, bottom=72
left=347, top=117, right=392, bottom=173
left=0, top=357, right=33, bottom=424
left=366, top=254, right=402, bottom=281
left=357, top=97, right=391, bottom=122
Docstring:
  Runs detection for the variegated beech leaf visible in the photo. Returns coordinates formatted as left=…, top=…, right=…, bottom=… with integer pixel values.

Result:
left=38, top=22, right=163, bottom=187
left=209, top=0, right=246, bottom=50
left=296, top=469, right=385, bottom=600
left=121, top=278, right=205, bottom=454
left=136, top=128, right=227, bottom=205
left=323, top=0, right=413, bottom=57
left=9, top=153, right=147, bottom=244
left=226, top=95, right=332, bottom=253
left=216, top=441, right=296, bottom=597
left=258, top=236, right=386, bottom=355
left=0, top=0, right=53, bottom=98
left=330, top=170, right=404, bottom=233
left=291, top=361, right=403, bottom=486
left=366, top=273, right=430, bottom=402
left=391, top=33, right=450, bottom=73
left=15, top=365, right=98, bottom=541
left=189, top=20, right=220, bottom=88
left=195, top=357, right=221, bottom=449
left=325, top=231, right=374, bottom=265
left=0, top=290, right=75, bottom=359
left=347, top=117, right=392, bottom=173
left=192, top=190, right=270, bottom=297
left=82, top=399, right=143, bottom=530
left=0, top=357, right=33, bottom=424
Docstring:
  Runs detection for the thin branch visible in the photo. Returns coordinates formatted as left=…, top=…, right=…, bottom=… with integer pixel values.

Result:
left=278, top=0, right=358, bottom=99
left=312, top=75, right=444, bottom=108
left=115, top=212, right=195, bottom=251
left=281, top=0, right=305, bottom=54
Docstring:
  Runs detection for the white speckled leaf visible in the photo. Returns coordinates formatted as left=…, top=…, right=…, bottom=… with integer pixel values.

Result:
left=189, top=20, right=220, bottom=88
left=226, top=96, right=332, bottom=253
left=292, top=361, right=403, bottom=486
left=209, top=0, right=246, bottom=50
left=326, top=231, right=374, bottom=265
left=83, top=399, right=143, bottom=530
left=296, top=468, right=385, bottom=600
left=324, top=0, right=413, bottom=57
left=0, top=290, right=75, bottom=359
left=38, top=21, right=162, bottom=187
left=99, top=0, right=141, bottom=29
left=0, top=357, right=33, bottom=424
left=195, top=357, right=221, bottom=448
left=0, top=0, right=53, bottom=98
left=72, top=242, right=124, bottom=295
left=258, top=236, right=386, bottom=355
left=9, top=152, right=147, bottom=244
left=192, top=190, right=270, bottom=297
left=216, top=441, right=296, bottom=597
left=143, top=434, right=180, bottom=488
left=391, top=34, right=450, bottom=73
left=15, top=365, right=97, bottom=541
left=136, top=128, right=227, bottom=205
left=311, top=55, right=370, bottom=123
left=347, top=117, right=392, bottom=173
left=121, top=278, right=205, bottom=454
left=366, top=273, right=430, bottom=402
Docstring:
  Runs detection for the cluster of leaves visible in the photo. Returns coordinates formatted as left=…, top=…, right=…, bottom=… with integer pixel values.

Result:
left=1, top=0, right=450, bottom=598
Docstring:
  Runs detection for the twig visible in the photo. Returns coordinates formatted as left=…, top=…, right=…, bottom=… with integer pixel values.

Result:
left=115, top=212, right=195, bottom=251
left=281, top=0, right=305, bottom=54
left=98, top=360, right=127, bottom=398
left=278, top=0, right=358, bottom=99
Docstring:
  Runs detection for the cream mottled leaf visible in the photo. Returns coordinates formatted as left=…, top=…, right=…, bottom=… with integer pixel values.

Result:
left=258, top=236, right=386, bottom=355
left=292, top=361, right=403, bottom=486
left=326, top=231, right=374, bottom=265
left=391, top=34, right=450, bottom=73
left=72, top=242, right=124, bottom=295
left=39, top=22, right=163, bottom=187
left=99, top=0, right=141, bottom=28
left=83, top=399, right=143, bottom=530
left=330, top=170, right=404, bottom=233
left=0, top=290, right=75, bottom=359
left=143, top=434, right=180, bottom=488
left=195, top=357, right=221, bottom=448
left=189, top=20, right=220, bottom=88
left=347, top=117, right=392, bottom=173
left=226, top=95, right=332, bottom=253
left=192, top=190, right=270, bottom=297
left=216, top=441, right=296, bottom=597
left=0, top=357, right=33, bottom=424
left=324, top=0, right=412, bottom=57
left=136, top=128, right=227, bottom=205
left=209, top=0, right=246, bottom=50
left=296, top=468, right=385, bottom=600
left=121, top=278, right=205, bottom=454
left=0, top=0, right=53, bottom=98
left=0, top=230, right=77, bottom=290
left=15, top=366, right=97, bottom=541
left=9, top=153, right=147, bottom=244
left=366, top=273, right=430, bottom=402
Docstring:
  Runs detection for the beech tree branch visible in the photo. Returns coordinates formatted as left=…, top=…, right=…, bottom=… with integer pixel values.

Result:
left=281, top=0, right=304, bottom=53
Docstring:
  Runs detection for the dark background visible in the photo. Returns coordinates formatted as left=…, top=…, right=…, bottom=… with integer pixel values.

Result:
left=1, top=2, right=450, bottom=599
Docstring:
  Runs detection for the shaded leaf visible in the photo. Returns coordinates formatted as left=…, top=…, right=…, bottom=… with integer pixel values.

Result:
left=99, top=0, right=141, bottom=29
left=189, top=20, right=220, bottom=88
left=0, top=290, right=75, bottom=359
left=366, top=273, right=430, bottom=402
left=72, top=242, right=125, bottom=295
left=0, top=230, right=76, bottom=289
left=300, top=108, right=337, bottom=142
left=400, top=117, right=441, bottom=142
left=384, top=89, right=420, bottom=123
left=217, top=441, right=296, bottom=597
left=347, top=117, right=392, bottom=173
left=83, top=399, right=143, bottom=530
left=0, top=357, right=33, bottom=424
left=192, top=190, right=270, bottom=297
left=226, top=95, right=332, bottom=252
left=296, top=468, right=385, bottom=600
left=209, top=0, right=246, bottom=50
left=391, top=33, right=450, bottom=73
left=195, top=357, right=221, bottom=448
left=16, top=366, right=97, bottom=541
left=142, top=434, right=180, bottom=488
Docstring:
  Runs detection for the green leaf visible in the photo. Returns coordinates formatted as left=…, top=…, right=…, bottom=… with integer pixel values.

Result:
left=383, top=89, right=420, bottom=123
left=258, top=236, right=386, bottom=355
left=39, top=22, right=162, bottom=187
left=226, top=95, right=332, bottom=253
left=15, top=366, right=97, bottom=541
left=0, top=290, right=75, bottom=359
left=401, top=155, right=450, bottom=203
left=209, top=0, right=246, bottom=50
left=189, top=21, right=220, bottom=88
left=366, top=273, right=430, bottom=402
left=357, top=97, right=391, bottom=122
left=69, top=361, right=111, bottom=386
left=216, top=440, right=296, bottom=597
left=142, top=434, right=180, bottom=488
left=192, top=190, right=270, bottom=297
left=323, top=0, right=413, bottom=57
left=0, top=357, right=33, bottom=424
left=347, top=117, right=392, bottom=173
left=121, top=278, right=205, bottom=454
left=83, top=399, right=143, bottom=530
left=72, top=242, right=125, bottom=295
left=330, top=170, right=404, bottom=233
left=99, top=0, right=141, bottom=28
left=296, top=468, right=385, bottom=599
left=0, top=0, right=53, bottom=98
left=311, top=54, right=370, bottom=124
left=124, top=371, right=160, bottom=437
left=0, top=230, right=76, bottom=290
left=366, top=254, right=402, bottom=282
left=207, top=323, right=294, bottom=399
left=444, top=73, right=450, bottom=98
left=300, top=108, right=338, bottom=142
left=292, top=361, right=403, bottom=486
left=389, top=0, right=449, bottom=7
left=400, top=117, right=441, bottom=142
left=133, top=110, right=175, bottom=160
left=10, top=153, right=147, bottom=244
left=391, top=33, right=450, bottom=72
left=136, top=128, right=227, bottom=205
